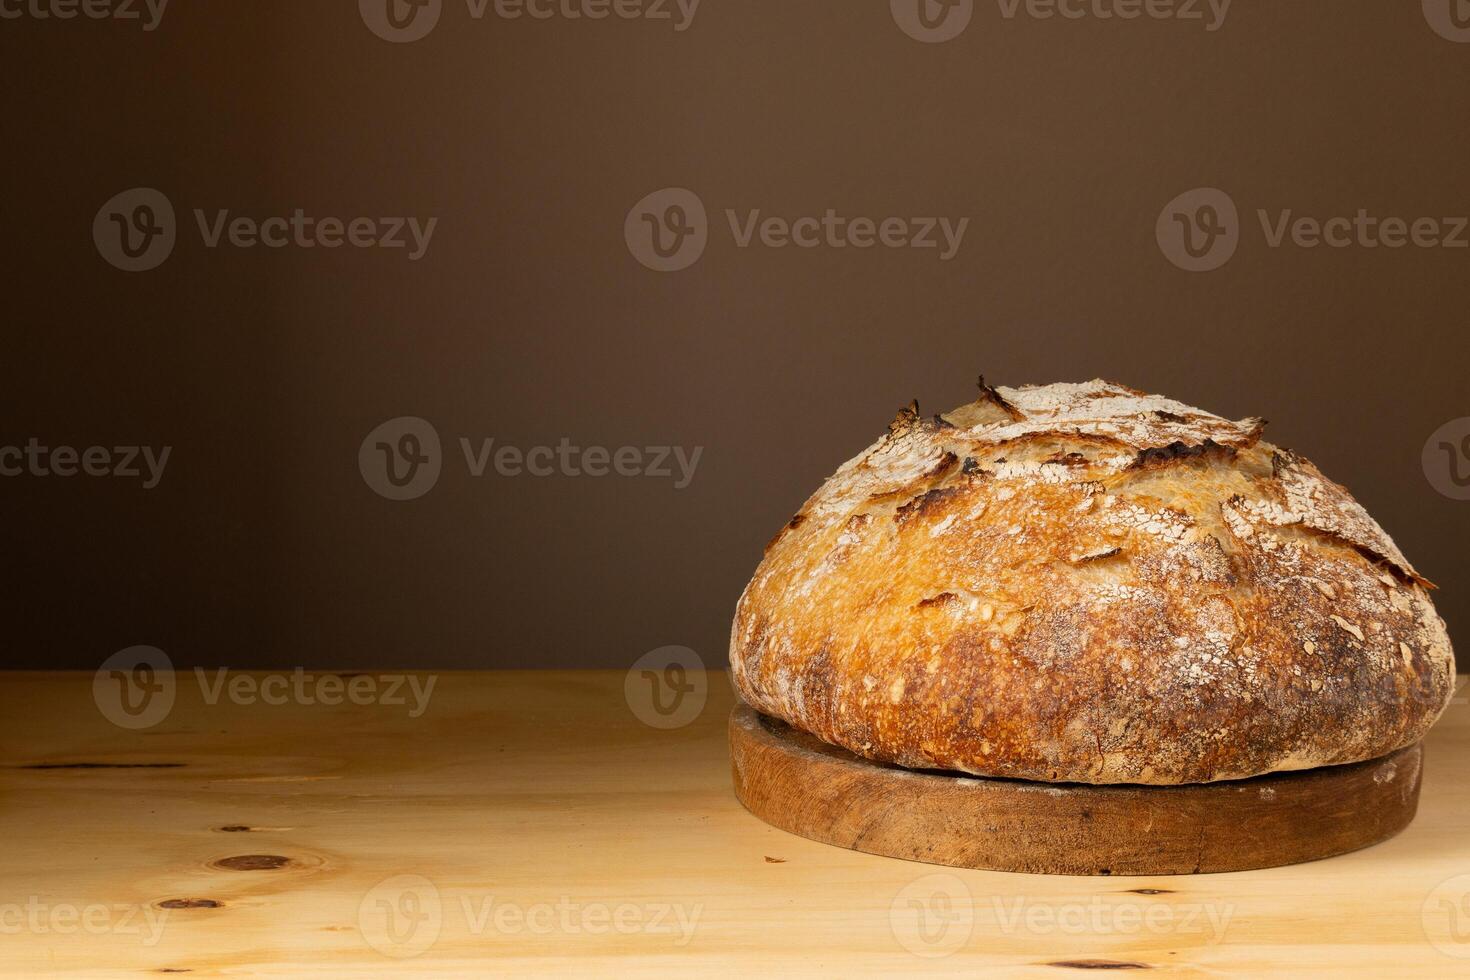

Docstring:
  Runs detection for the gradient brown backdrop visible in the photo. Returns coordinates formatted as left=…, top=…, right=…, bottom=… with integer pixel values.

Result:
left=3, top=1, right=1467, bottom=670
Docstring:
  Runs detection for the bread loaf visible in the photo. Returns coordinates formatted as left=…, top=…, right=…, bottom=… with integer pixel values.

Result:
left=729, top=379, right=1455, bottom=784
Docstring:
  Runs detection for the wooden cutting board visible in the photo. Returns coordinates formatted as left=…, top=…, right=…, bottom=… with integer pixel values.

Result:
left=729, top=702, right=1423, bottom=875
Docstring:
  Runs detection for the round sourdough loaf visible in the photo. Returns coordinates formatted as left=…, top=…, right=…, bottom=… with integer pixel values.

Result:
left=729, top=379, right=1455, bottom=784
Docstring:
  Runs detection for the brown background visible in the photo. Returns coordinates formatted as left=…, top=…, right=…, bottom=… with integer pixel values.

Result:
left=3, top=1, right=1467, bottom=670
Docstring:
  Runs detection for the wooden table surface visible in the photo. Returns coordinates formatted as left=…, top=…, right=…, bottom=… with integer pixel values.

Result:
left=2, top=669, right=1468, bottom=978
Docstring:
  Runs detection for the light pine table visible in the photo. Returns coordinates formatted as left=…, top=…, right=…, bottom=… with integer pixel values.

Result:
left=1, top=669, right=1467, bottom=977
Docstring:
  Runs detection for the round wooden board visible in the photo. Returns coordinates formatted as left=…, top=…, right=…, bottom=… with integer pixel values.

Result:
left=729, top=703, right=1423, bottom=876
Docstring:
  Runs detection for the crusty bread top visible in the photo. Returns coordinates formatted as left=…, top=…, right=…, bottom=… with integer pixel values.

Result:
left=730, top=379, right=1455, bottom=784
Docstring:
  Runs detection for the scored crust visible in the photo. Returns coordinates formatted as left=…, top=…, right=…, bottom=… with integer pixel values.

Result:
left=729, top=379, right=1456, bottom=785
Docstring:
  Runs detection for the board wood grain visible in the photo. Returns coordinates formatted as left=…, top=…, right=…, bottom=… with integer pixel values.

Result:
left=730, top=703, right=1422, bottom=875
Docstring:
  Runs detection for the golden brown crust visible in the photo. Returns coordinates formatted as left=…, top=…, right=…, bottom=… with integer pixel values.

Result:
left=729, top=380, right=1456, bottom=784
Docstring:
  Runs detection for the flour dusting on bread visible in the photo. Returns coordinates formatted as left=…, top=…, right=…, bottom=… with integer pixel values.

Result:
left=730, top=379, right=1454, bottom=784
